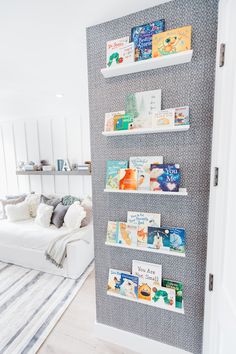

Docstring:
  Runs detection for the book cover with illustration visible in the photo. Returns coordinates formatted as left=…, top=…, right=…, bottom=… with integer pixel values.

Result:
left=127, top=211, right=161, bottom=248
left=151, top=285, right=176, bottom=308
left=150, top=164, right=180, bottom=192
left=106, top=160, right=128, bottom=190
left=107, top=269, right=130, bottom=294
left=119, top=168, right=137, bottom=190
left=125, top=89, right=162, bottom=129
left=106, top=221, right=118, bottom=244
left=117, top=222, right=138, bottom=246
left=147, top=226, right=170, bottom=250
left=119, top=273, right=139, bottom=300
left=104, top=111, right=125, bottom=132
left=129, top=156, right=163, bottom=190
left=106, top=36, right=130, bottom=67
left=152, top=25, right=192, bottom=58
left=107, top=42, right=134, bottom=68
left=174, top=106, right=190, bottom=126
left=169, top=227, right=185, bottom=254
left=132, top=260, right=162, bottom=301
left=152, top=109, right=175, bottom=129
left=131, top=19, right=165, bottom=61
left=114, top=113, right=134, bottom=131
left=163, top=279, right=183, bottom=309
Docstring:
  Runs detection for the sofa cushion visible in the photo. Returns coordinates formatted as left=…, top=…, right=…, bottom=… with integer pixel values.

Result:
left=5, top=201, right=31, bottom=222
left=51, top=203, right=69, bottom=228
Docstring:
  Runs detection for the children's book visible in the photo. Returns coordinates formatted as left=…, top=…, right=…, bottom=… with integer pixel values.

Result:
left=106, top=221, right=118, bottom=244
left=174, top=106, right=190, bottom=126
left=119, top=168, right=137, bottom=190
left=129, top=156, right=163, bottom=190
left=147, top=226, right=170, bottom=250
left=169, top=227, right=185, bottom=254
left=107, top=269, right=130, bottom=294
left=150, top=164, right=180, bottom=192
left=106, top=36, right=130, bottom=67
left=151, top=285, right=176, bottom=307
left=119, top=273, right=139, bottom=299
left=152, top=25, right=192, bottom=58
left=104, top=111, right=125, bottom=131
left=107, top=42, right=134, bottom=68
left=163, top=279, right=183, bottom=309
left=132, top=260, right=162, bottom=301
left=152, top=109, right=175, bottom=129
left=127, top=211, right=161, bottom=248
left=106, top=160, right=128, bottom=190
left=125, top=89, right=162, bottom=129
left=117, top=222, right=138, bottom=246
left=131, top=20, right=165, bottom=61
left=114, top=113, right=134, bottom=131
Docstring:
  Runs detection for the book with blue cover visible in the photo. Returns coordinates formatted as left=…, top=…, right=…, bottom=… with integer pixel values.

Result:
left=119, top=273, right=139, bottom=300
left=147, top=226, right=170, bottom=250
left=150, top=164, right=180, bottom=192
left=131, top=20, right=165, bottom=61
left=107, top=269, right=130, bottom=294
left=105, top=160, right=128, bottom=190
left=169, top=227, right=185, bottom=254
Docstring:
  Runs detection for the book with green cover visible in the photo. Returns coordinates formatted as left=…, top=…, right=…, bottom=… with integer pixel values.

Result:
left=162, top=279, right=183, bottom=309
left=105, top=160, right=128, bottom=190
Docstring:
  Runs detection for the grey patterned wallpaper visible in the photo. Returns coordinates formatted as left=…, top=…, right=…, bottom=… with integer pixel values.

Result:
left=87, top=0, right=218, bottom=353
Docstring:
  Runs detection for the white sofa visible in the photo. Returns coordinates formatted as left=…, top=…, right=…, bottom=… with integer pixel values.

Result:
left=0, top=219, right=94, bottom=279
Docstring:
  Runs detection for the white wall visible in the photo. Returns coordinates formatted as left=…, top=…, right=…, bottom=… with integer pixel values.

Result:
left=0, top=0, right=167, bottom=195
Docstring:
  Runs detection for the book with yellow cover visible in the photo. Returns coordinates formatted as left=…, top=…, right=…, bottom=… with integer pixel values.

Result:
left=152, top=26, right=192, bottom=58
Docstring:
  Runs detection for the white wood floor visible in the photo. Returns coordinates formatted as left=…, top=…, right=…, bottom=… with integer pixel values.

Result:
left=38, top=270, right=137, bottom=354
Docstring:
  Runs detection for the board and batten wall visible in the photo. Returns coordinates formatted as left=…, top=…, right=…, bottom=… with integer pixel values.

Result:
left=87, top=0, right=218, bottom=353
left=0, top=116, right=91, bottom=197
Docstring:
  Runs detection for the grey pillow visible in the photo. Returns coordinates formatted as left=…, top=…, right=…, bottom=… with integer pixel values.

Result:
left=62, top=195, right=80, bottom=206
left=51, top=203, right=69, bottom=228
left=0, top=196, right=26, bottom=219
left=41, top=195, right=61, bottom=209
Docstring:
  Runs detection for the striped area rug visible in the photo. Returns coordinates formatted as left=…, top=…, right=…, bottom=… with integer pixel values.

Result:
left=0, top=261, right=94, bottom=354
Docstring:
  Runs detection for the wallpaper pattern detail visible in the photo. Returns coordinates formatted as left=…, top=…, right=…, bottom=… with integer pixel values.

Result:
left=87, top=1, right=218, bottom=352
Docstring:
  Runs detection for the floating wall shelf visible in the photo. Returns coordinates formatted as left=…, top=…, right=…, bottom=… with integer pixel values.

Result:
left=101, top=50, right=193, bottom=78
left=102, top=125, right=190, bottom=136
left=107, top=291, right=185, bottom=314
left=105, top=242, right=185, bottom=258
left=16, top=170, right=91, bottom=176
left=104, top=188, right=188, bottom=196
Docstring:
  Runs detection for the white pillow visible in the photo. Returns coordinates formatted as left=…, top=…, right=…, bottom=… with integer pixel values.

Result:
left=5, top=202, right=31, bottom=222
left=35, top=203, right=54, bottom=228
left=64, top=202, right=86, bottom=230
left=25, top=193, right=41, bottom=217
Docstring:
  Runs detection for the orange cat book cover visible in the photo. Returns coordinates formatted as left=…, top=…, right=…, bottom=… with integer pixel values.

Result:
left=152, top=25, right=192, bottom=58
left=119, top=168, right=137, bottom=190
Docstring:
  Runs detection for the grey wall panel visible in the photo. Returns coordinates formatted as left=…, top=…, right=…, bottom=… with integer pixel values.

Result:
left=87, top=0, right=218, bottom=352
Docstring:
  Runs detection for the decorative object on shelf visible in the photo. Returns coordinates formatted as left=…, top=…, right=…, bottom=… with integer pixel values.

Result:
left=57, top=159, right=64, bottom=171
left=101, top=50, right=193, bottom=78
left=150, top=164, right=180, bottom=192
left=152, top=25, right=192, bottom=58
left=42, top=165, right=53, bottom=172
left=131, top=19, right=165, bottom=61
left=62, top=159, right=71, bottom=172
left=106, top=36, right=130, bottom=67
left=105, top=160, right=128, bottom=190
left=125, top=89, right=162, bottom=129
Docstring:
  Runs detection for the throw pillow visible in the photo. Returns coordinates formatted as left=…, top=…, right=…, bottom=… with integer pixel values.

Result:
left=51, top=203, right=69, bottom=228
left=5, top=201, right=31, bottom=222
left=64, top=202, right=86, bottom=230
left=41, top=195, right=61, bottom=209
left=25, top=193, right=41, bottom=217
left=35, top=203, right=54, bottom=228
left=0, top=196, right=26, bottom=219
left=62, top=195, right=80, bottom=206
left=81, top=196, right=93, bottom=227
left=6, top=193, right=27, bottom=200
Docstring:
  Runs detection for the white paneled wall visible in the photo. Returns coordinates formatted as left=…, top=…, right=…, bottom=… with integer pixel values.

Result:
left=0, top=117, right=91, bottom=197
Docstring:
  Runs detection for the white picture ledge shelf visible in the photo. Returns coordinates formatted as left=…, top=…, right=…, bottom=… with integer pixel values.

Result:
left=105, top=242, right=185, bottom=258
left=16, top=170, right=91, bottom=176
left=107, top=291, right=184, bottom=314
left=101, top=50, right=193, bottom=78
left=104, top=188, right=188, bottom=196
left=102, top=125, right=190, bottom=136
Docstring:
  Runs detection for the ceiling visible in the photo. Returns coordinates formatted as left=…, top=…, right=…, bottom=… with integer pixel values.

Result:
left=0, top=0, right=169, bottom=120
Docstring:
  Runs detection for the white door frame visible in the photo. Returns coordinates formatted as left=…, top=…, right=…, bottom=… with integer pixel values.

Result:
left=203, top=0, right=236, bottom=353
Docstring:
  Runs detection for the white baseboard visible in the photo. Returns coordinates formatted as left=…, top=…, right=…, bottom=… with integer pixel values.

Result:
left=95, top=322, right=192, bottom=354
